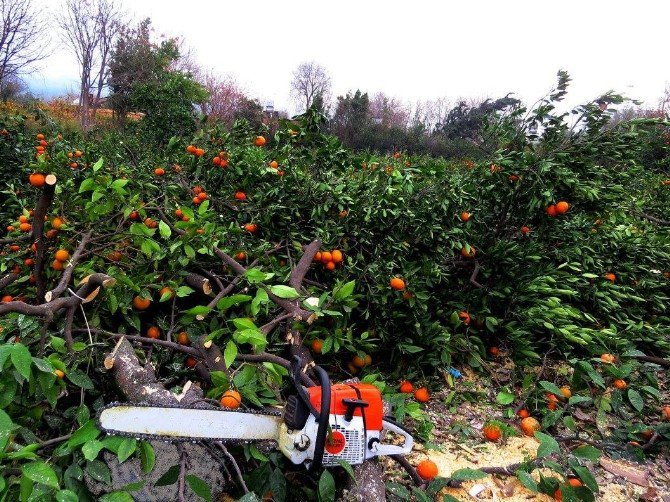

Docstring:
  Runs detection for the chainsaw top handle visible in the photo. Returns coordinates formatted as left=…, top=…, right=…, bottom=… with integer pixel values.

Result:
left=289, top=356, right=331, bottom=471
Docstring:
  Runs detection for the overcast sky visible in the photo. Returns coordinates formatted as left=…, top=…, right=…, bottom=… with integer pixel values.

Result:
left=28, top=0, right=669, bottom=115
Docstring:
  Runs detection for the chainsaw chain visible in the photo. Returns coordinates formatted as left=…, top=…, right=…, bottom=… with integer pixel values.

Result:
left=96, top=401, right=283, bottom=444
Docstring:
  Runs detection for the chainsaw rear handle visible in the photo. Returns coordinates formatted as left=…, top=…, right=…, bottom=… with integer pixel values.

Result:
left=289, top=356, right=331, bottom=471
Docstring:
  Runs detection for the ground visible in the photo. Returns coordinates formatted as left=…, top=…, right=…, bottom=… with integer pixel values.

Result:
left=381, top=354, right=670, bottom=501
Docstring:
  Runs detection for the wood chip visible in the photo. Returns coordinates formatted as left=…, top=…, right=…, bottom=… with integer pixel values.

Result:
left=600, top=456, right=648, bottom=487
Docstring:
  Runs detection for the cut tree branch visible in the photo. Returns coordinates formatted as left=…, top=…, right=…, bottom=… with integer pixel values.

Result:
left=289, top=239, right=321, bottom=291
left=32, top=174, right=57, bottom=302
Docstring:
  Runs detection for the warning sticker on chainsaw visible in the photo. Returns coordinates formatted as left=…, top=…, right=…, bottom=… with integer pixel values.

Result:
left=325, top=430, right=346, bottom=455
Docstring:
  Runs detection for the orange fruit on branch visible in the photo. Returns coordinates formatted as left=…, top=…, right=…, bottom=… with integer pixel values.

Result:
left=604, top=273, right=616, bottom=282
left=546, top=204, right=557, bottom=217
left=320, top=251, right=332, bottom=263
left=54, top=369, right=65, bottom=379
left=310, top=339, right=323, bottom=354
left=177, top=332, right=190, bottom=345
left=460, top=246, right=476, bottom=259
left=29, top=173, right=46, bottom=187
left=244, top=223, right=258, bottom=233
left=234, top=191, right=247, bottom=201
left=185, top=357, right=198, bottom=368
left=399, top=381, right=414, bottom=394
left=559, top=386, right=572, bottom=399
left=253, top=136, right=266, bottom=147
left=331, top=250, right=343, bottom=263
left=517, top=408, right=530, bottom=419
left=458, top=311, right=471, bottom=325
left=154, top=167, right=165, bottom=176
left=133, top=296, right=151, bottom=310
left=146, top=326, right=161, bottom=339
left=555, top=201, right=569, bottom=214
left=520, top=226, right=530, bottom=235
left=55, top=249, right=70, bottom=262
left=51, top=260, right=64, bottom=271
left=567, top=478, right=583, bottom=488
left=220, top=390, right=241, bottom=409
left=325, top=261, right=336, bottom=271
left=390, top=277, right=405, bottom=290
left=460, top=211, right=471, bottom=222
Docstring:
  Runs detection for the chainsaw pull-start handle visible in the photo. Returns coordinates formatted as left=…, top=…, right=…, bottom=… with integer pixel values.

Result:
left=369, top=418, right=414, bottom=457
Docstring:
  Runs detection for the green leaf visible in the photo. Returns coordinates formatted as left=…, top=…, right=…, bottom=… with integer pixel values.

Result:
left=155, top=465, right=180, bottom=486
left=117, top=438, right=136, bottom=463
left=184, top=306, right=211, bottom=316
left=336, top=459, right=356, bottom=481
left=99, top=492, right=134, bottom=502
left=451, top=468, right=487, bottom=480
left=539, top=381, right=563, bottom=397
left=176, top=286, right=194, bottom=297
left=216, top=294, right=252, bottom=311
left=67, top=369, right=94, bottom=389
left=11, top=343, right=32, bottom=380
left=158, top=220, right=171, bottom=239
left=572, top=445, right=601, bottom=461
left=334, top=280, right=355, bottom=300
left=86, top=460, right=111, bottom=485
left=496, top=391, right=515, bottom=405
left=56, top=489, right=79, bottom=502
left=186, top=474, right=212, bottom=502
left=0, top=409, right=15, bottom=449
left=535, top=431, right=560, bottom=457
left=516, top=470, right=538, bottom=492
left=224, top=341, right=237, bottom=368
left=92, top=157, right=104, bottom=172
left=68, top=420, right=100, bottom=448
left=269, top=285, right=300, bottom=299
left=139, top=441, right=155, bottom=473
left=385, top=483, right=410, bottom=499
left=318, top=470, right=336, bottom=502
left=232, top=318, right=257, bottom=330
left=22, top=461, right=59, bottom=488
left=572, top=465, right=598, bottom=492
left=627, top=389, right=644, bottom=412
left=78, top=178, right=96, bottom=193
left=82, top=440, right=104, bottom=460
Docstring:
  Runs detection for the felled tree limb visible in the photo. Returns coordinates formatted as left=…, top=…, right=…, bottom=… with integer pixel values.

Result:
left=631, top=355, right=670, bottom=368
left=77, top=328, right=201, bottom=358
left=45, top=230, right=93, bottom=302
left=185, top=273, right=212, bottom=296
left=104, top=337, right=204, bottom=405
left=0, top=272, right=19, bottom=291
left=32, top=174, right=57, bottom=302
left=289, top=240, right=321, bottom=291
left=0, top=273, right=115, bottom=317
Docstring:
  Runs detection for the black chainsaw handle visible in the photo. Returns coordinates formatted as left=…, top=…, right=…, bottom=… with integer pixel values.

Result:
left=310, top=365, right=330, bottom=472
left=288, top=356, right=331, bottom=471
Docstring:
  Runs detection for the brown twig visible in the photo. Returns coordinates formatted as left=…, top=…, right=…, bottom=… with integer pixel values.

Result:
left=44, top=230, right=93, bottom=302
left=391, top=454, right=426, bottom=486
left=638, top=212, right=670, bottom=226
left=74, top=328, right=201, bottom=357
left=177, top=443, right=189, bottom=502
left=215, top=443, right=249, bottom=494
left=631, top=355, right=670, bottom=368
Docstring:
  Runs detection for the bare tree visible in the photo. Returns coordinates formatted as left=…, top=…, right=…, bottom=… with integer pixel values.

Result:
left=58, top=0, right=121, bottom=128
left=290, top=61, right=331, bottom=113
left=369, top=92, right=409, bottom=128
left=198, top=72, right=250, bottom=126
left=0, top=0, right=46, bottom=97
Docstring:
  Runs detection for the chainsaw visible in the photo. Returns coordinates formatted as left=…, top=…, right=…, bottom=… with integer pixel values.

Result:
left=97, top=357, right=413, bottom=470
